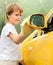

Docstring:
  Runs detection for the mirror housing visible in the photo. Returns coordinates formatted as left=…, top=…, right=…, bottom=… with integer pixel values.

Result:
left=27, top=14, right=47, bottom=29
left=21, top=13, right=46, bottom=38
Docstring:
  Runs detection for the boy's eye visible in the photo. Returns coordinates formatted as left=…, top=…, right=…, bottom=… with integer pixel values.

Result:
left=15, top=14, right=22, bottom=16
left=15, top=14, right=19, bottom=16
left=20, top=14, right=22, bottom=16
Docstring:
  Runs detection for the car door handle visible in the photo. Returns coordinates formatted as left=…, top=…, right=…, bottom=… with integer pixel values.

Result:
left=28, top=46, right=32, bottom=51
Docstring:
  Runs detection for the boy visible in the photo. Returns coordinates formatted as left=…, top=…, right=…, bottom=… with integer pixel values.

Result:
left=0, top=3, right=24, bottom=65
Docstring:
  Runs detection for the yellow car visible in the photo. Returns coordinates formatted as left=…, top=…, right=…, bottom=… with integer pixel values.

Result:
left=21, top=9, right=53, bottom=65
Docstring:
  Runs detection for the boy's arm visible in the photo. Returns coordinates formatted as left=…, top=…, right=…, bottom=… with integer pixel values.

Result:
left=8, top=32, right=24, bottom=44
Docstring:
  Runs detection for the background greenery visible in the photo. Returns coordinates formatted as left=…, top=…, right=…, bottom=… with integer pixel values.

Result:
left=0, top=0, right=53, bottom=34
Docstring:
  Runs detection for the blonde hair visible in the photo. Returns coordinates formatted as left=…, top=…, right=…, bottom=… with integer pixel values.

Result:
left=6, top=3, right=23, bottom=19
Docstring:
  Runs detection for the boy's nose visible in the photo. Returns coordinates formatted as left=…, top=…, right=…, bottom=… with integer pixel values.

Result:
left=18, top=15, right=21, bottom=19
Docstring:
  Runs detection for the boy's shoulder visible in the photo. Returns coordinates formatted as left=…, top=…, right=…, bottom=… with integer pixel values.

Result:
left=3, top=23, right=14, bottom=28
left=2, top=23, right=14, bottom=32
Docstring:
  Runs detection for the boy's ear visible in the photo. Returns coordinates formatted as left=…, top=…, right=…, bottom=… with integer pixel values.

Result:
left=6, top=14, right=9, bottom=19
left=7, top=14, right=10, bottom=18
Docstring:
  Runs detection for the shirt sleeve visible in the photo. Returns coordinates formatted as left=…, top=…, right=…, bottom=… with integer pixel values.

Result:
left=2, top=24, right=17, bottom=36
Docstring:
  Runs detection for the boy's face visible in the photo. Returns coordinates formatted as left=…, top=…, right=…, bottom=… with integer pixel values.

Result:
left=8, top=10, right=22, bottom=25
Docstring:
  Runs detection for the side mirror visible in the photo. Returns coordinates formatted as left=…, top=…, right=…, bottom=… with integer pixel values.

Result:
left=27, top=14, right=46, bottom=29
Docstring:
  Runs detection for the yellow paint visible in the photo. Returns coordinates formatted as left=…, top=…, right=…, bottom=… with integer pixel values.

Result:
left=21, top=9, right=53, bottom=65
left=22, top=31, right=53, bottom=65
